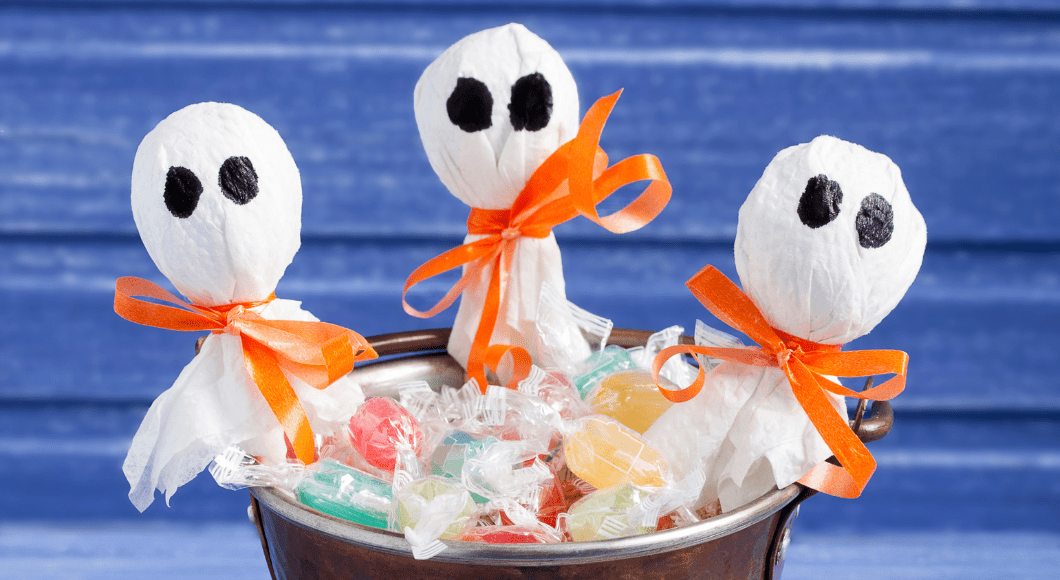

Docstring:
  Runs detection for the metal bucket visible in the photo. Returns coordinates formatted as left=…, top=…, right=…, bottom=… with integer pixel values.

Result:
left=249, top=328, right=893, bottom=580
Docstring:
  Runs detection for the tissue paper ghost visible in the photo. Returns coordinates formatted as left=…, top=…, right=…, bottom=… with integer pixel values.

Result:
left=646, top=135, right=926, bottom=512
left=115, top=102, right=376, bottom=511
left=405, top=23, right=671, bottom=389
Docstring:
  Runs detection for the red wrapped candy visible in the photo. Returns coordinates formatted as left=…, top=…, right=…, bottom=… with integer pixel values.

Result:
left=347, top=397, right=424, bottom=471
left=459, top=525, right=559, bottom=544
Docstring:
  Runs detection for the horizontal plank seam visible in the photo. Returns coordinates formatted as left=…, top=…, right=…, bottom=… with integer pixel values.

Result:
left=6, top=41, right=1060, bottom=72
left=3, top=397, right=1060, bottom=418
left=3, top=231, right=1060, bottom=253
left=6, top=0, right=1060, bottom=21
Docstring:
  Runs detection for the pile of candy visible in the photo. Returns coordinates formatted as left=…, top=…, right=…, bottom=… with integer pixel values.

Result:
left=209, top=326, right=731, bottom=559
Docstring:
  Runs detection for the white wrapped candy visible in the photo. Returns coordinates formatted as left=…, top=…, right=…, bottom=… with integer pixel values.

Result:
left=646, top=135, right=926, bottom=512
left=413, top=23, right=582, bottom=370
left=122, top=102, right=366, bottom=511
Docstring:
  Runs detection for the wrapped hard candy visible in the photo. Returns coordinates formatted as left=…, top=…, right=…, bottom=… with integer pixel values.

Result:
left=587, top=369, right=675, bottom=434
left=295, top=460, right=392, bottom=530
left=394, top=476, right=477, bottom=559
left=562, top=483, right=656, bottom=542
left=459, top=524, right=562, bottom=544
left=563, top=416, right=672, bottom=490
left=571, top=346, right=636, bottom=399
left=348, top=397, right=424, bottom=472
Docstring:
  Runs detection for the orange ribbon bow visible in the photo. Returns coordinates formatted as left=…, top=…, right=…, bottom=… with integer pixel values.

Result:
left=652, top=265, right=908, bottom=498
left=403, top=90, right=671, bottom=392
left=114, top=276, right=377, bottom=464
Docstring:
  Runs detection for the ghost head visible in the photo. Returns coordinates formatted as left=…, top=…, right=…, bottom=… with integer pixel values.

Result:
left=734, top=135, right=927, bottom=344
left=131, top=102, right=301, bottom=306
left=414, top=23, right=580, bottom=210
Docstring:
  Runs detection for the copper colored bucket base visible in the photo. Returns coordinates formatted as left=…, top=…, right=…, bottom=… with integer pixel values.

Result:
left=249, top=328, right=893, bottom=580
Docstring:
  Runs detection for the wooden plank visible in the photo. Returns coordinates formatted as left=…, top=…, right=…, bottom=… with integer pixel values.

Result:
left=796, top=411, right=1060, bottom=533
left=3, top=238, right=1058, bottom=409
left=1, top=10, right=1059, bottom=241
left=15, top=0, right=1060, bottom=12
left=784, top=533, right=1060, bottom=580
left=0, top=522, right=271, bottom=580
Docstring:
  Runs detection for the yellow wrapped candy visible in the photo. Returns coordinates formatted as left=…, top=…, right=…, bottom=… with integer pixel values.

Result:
left=563, top=416, right=671, bottom=490
left=587, top=369, right=675, bottom=434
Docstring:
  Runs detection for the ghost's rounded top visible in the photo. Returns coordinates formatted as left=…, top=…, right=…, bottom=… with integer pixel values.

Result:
left=414, top=23, right=580, bottom=209
left=734, top=135, right=927, bottom=344
left=131, top=102, right=302, bottom=306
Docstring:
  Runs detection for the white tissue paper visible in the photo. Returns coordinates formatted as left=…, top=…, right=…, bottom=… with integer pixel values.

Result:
left=413, top=23, right=584, bottom=369
left=645, top=135, right=926, bottom=512
left=123, top=102, right=365, bottom=510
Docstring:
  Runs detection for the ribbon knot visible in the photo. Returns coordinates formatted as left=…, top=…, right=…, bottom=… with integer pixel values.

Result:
left=404, top=90, right=671, bottom=392
left=113, top=276, right=377, bottom=464
left=651, top=265, right=909, bottom=499
left=214, top=305, right=246, bottom=332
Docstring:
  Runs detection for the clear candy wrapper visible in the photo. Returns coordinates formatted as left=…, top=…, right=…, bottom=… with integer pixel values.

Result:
left=694, top=319, right=743, bottom=374
left=518, top=365, right=592, bottom=423
left=633, top=325, right=700, bottom=387
left=470, top=385, right=557, bottom=450
left=535, top=281, right=613, bottom=374
left=627, top=467, right=706, bottom=529
left=570, top=346, right=636, bottom=400
left=461, top=442, right=552, bottom=507
left=208, top=446, right=304, bottom=492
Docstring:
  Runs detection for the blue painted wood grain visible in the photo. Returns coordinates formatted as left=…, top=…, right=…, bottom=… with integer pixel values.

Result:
left=3, top=238, right=1058, bottom=409
left=2, top=7, right=1059, bottom=240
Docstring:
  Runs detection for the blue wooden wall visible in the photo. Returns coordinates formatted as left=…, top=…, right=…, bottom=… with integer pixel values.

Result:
left=2, top=1, right=1058, bottom=578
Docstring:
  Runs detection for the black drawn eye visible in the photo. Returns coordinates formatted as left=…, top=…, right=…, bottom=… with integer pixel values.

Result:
left=219, top=156, right=258, bottom=205
left=447, top=77, right=493, bottom=133
left=797, top=174, right=843, bottom=229
left=856, top=193, right=894, bottom=248
left=164, top=166, right=202, bottom=219
left=508, top=73, right=552, bottom=132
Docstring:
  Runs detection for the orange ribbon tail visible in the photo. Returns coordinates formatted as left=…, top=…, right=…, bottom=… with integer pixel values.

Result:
left=403, top=90, right=671, bottom=392
left=651, top=265, right=908, bottom=498
left=114, top=277, right=377, bottom=464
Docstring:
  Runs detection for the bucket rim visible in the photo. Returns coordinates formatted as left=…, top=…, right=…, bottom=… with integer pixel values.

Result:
left=251, top=483, right=800, bottom=567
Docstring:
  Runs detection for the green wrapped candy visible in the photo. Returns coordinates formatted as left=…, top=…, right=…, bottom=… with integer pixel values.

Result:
left=572, top=346, right=636, bottom=399
left=296, top=460, right=392, bottom=530
left=395, top=477, right=475, bottom=540
left=429, top=430, right=498, bottom=504
left=565, top=483, right=656, bottom=542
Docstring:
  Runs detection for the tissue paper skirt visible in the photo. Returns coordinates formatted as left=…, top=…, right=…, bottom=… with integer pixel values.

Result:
left=122, top=299, right=365, bottom=511
left=447, top=233, right=567, bottom=370
left=644, top=361, right=846, bottom=513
